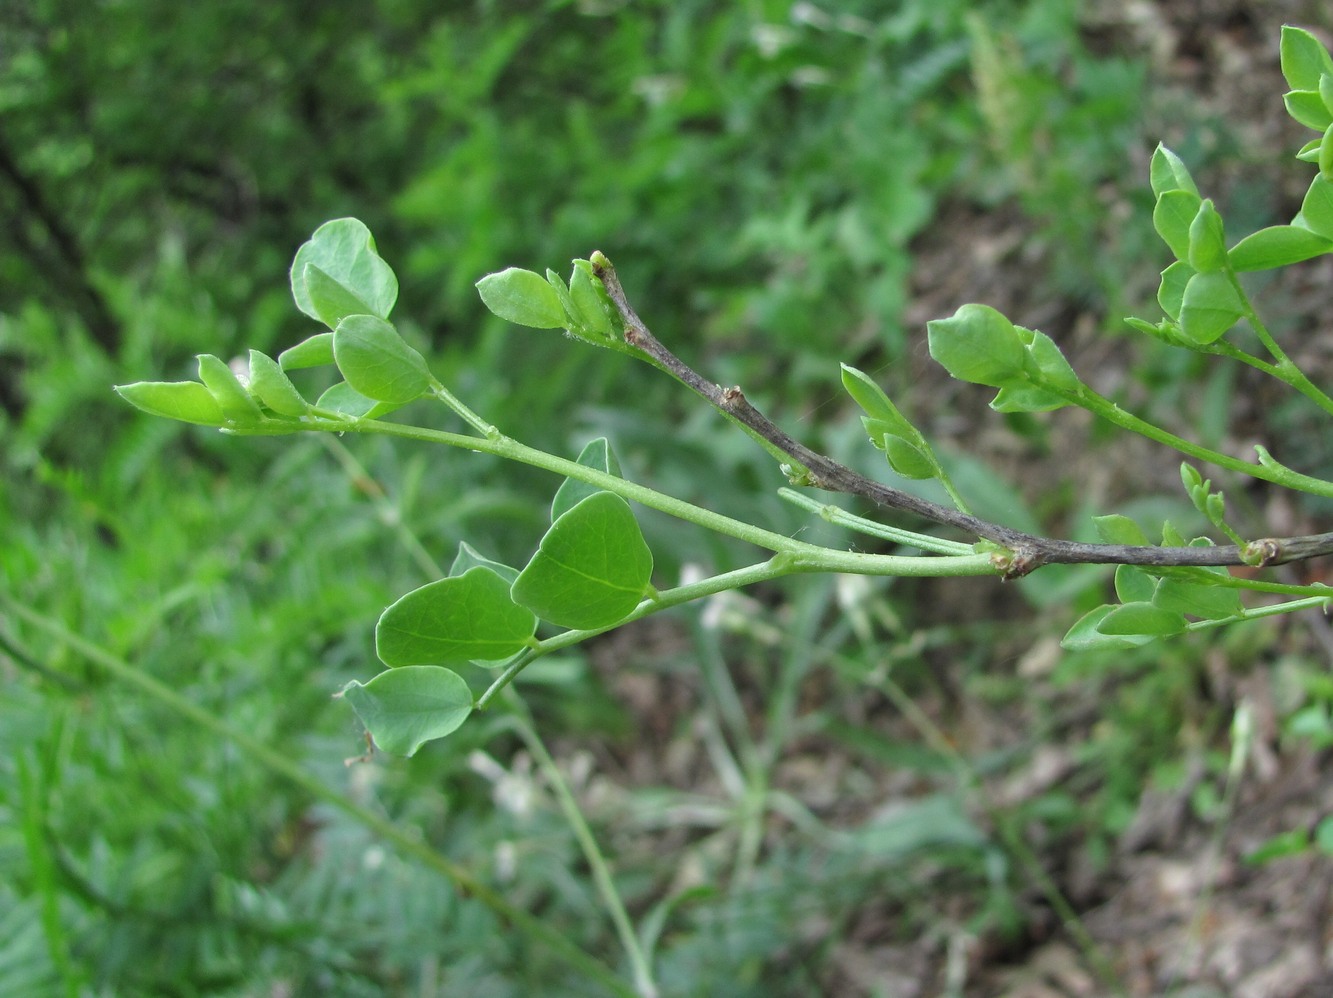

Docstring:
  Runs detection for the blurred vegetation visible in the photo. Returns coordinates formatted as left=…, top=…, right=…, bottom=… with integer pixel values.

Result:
left=2, top=1, right=1325, bottom=995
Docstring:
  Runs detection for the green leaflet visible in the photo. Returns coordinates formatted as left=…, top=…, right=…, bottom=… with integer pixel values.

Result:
left=341, top=666, right=473, bottom=756
left=332, top=314, right=433, bottom=405
left=476, top=267, right=566, bottom=329
left=376, top=567, right=537, bottom=666
left=290, top=217, right=398, bottom=324
left=512, top=491, right=653, bottom=630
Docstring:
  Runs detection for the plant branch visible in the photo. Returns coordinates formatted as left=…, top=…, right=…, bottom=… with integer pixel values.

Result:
left=592, top=254, right=1333, bottom=578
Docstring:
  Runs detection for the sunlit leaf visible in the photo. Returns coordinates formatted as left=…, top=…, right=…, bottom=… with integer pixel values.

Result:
left=476, top=267, right=565, bottom=329
left=114, top=381, right=227, bottom=426
left=1281, top=26, right=1333, bottom=92
left=1153, top=189, right=1201, bottom=262
left=290, top=217, right=398, bottom=323
left=1149, top=144, right=1199, bottom=198
left=333, top=314, right=432, bottom=404
left=1229, top=225, right=1333, bottom=271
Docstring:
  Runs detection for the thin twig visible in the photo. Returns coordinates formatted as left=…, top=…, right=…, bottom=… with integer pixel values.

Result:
left=592, top=255, right=1333, bottom=579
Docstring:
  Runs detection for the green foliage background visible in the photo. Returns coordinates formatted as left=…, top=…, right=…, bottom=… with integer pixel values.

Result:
left=4, top=1, right=1328, bottom=995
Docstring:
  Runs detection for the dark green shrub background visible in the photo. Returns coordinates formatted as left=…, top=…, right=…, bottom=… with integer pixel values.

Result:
left=5, top=2, right=1328, bottom=995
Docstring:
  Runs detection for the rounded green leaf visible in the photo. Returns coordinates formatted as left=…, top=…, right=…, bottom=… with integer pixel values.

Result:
left=1149, top=144, right=1199, bottom=198
left=333, top=314, right=432, bottom=404
left=926, top=304, right=1025, bottom=387
left=376, top=567, right=538, bottom=666
left=278, top=332, right=335, bottom=370
left=1153, top=189, right=1202, bottom=262
left=341, top=666, right=473, bottom=757
left=1281, top=26, right=1333, bottom=92
left=1093, top=513, right=1149, bottom=546
left=1114, top=565, right=1157, bottom=605
left=1153, top=574, right=1243, bottom=620
left=1157, top=261, right=1194, bottom=320
left=315, top=381, right=402, bottom=419
left=988, top=384, right=1068, bottom=413
left=1229, top=225, right=1333, bottom=271
left=303, top=263, right=375, bottom=329
left=881, top=434, right=935, bottom=479
left=476, top=268, right=566, bottom=329
left=290, top=218, right=398, bottom=323
left=1022, top=330, right=1081, bottom=391
left=247, top=350, right=309, bottom=417
left=1285, top=89, right=1333, bottom=131
left=114, top=381, right=227, bottom=426
left=512, top=491, right=654, bottom=630
left=551, top=438, right=623, bottom=522
left=1179, top=271, right=1245, bottom=344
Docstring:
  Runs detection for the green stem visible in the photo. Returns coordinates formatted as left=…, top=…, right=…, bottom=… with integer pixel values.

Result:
left=5, top=598, right=636, bottom=998
left=350, top=419, right=999, bottom=577
left=475, top=548, right=993, bottom=709
left=1226, top=271, right=1333, bottom=418
left=501, top=700, right=659, bottom=998
left=1051, top=383, right=1333, bottom=498
left=1184, top=594, right=1330, bottom=633
left=429, top=379, right=497, bottom=436
left=777, top=488, right=977, bottom=555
